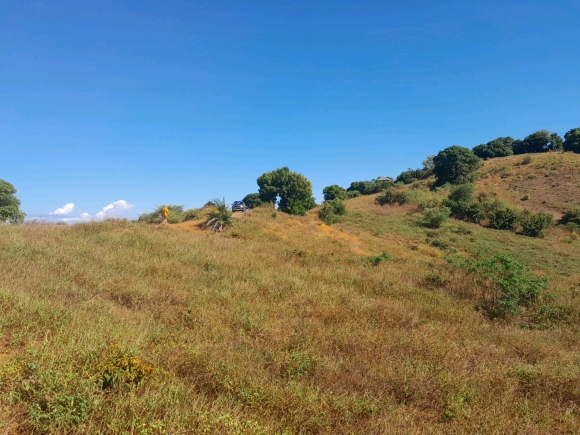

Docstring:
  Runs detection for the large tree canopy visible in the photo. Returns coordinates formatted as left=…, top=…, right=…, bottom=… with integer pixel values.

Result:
left=0, top=179, right=26, bottom=224
left=564, top=128, right=580, bottom=153
left=322, top=184, right=347, bottom=202
left=472, top=137, right=514, bottom=159
left=257, top=167, right=316, bottom=215
left=433, top=146, right=481, bottom=185
left=515, top=130, right=563, bottom=154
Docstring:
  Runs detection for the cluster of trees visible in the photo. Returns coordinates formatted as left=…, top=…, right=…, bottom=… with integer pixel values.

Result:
left=471, top=128, right=580, bottom=160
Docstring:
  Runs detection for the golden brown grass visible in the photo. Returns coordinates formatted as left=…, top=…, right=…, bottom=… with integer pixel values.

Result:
left=2, top=154, right=580, bottom=434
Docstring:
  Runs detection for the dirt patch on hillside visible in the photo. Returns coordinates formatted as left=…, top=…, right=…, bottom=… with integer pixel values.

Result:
left=477, top=153, right=580, bottom=219
left=318, top=224, right=368, bottom=255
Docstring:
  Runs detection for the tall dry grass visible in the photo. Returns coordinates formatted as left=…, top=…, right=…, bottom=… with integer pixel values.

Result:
left=0, top=192, right=579, bottom=434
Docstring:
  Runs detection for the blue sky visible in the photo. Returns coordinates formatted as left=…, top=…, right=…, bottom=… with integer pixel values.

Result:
left=2, top=0, right=579, bottom=221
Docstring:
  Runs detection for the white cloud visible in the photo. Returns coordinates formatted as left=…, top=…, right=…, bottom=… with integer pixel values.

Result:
left=49, top=203, right=75, bottom=215
left=80, top=212, right=90, bottom=220
left=95, top=200, right=134, bottom=220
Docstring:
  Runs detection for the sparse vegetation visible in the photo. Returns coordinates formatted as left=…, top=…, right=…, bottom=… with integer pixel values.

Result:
left=2, top=152, right=580, bottom=434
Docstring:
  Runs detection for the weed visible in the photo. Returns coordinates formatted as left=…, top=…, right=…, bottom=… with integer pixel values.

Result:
left=450, top=254, right=548, bottom=319
left=361, top=252, right=391, bottom=265
left=97, top=346, right=155, bottom=390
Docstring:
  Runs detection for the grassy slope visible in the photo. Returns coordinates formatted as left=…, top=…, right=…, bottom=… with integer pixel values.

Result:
left=1, top=153, right=580, bottom=434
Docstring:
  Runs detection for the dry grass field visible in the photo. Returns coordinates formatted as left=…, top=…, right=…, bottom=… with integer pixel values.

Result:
left=1, top=152, right=580, bottom=434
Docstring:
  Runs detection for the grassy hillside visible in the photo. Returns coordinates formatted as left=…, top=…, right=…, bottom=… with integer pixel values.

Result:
left=1, top=153, right=580, bottom=434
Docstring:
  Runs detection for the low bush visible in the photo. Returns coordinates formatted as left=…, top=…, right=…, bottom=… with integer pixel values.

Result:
left=319, top=199, right=346, bottom=225
left=362, top=252, right=391, bottom=265
left=375, top=190, right=410, bottom=206
left=422, top=206, right=451, bottom=228
left=560, top=208, right=580, bottom=226
left=487, top=207, right=520, bottom=231
left=520, top=212, right=553, bottom=238
left=138, top=205, right=185, bottom=224
left=443, top=200, right=485, bottom=223
left=183, top=208, right=201, bottom=221
left=450, top=254, right=549, bottom=319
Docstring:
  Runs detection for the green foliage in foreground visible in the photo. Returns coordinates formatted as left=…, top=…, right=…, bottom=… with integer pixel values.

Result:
left=318, top=199, right=346, bottom=225
left=0, top=179, right=26, bottom=224
left=451, top=254, right=549, bottom=319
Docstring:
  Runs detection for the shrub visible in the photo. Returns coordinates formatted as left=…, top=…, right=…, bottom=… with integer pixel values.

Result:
left=319, top=199, right=346, bottom=225
left=138, top=205, right=185, bottom=224
left=448, top=184, right=475, bottom=203
left=520, top=211, right=553, bottom=238
left=443, top=199, right=485, bottom=224
left=422, top=207, right=451, bottom=228
left=242, top=193, right=263, bottom=209
left=346, top=190, right=361, bottom=199
left=362, top=252, right=391, bottom=266
left=487, top=207, right=520, bottom=231
left=183, top=208, right=201, bottom=221
left=560, top=208, right=580, bottom=226
left=98, top=345, right=155, bottom=390
left=521, top=155, right=533, bottom=165
left=375, top=189, right=409, bottom=206
left=451, top=254, right=549, bottom=319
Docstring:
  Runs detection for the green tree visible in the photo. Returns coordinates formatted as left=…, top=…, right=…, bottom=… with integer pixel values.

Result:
left=242, top=193, right=263, bottom=209
left=257, top=167, right=316, bottom=215
left=516, top=130, right=563, bottom=154
left=0, top=180, right=26, bottom=224
left=322, top=185, right=347, bottom=201
left=563, top=128, right=580, bottom=153
left=472, top=137, right=514, bottom=159
left=433, top=146, right=481, bottom=185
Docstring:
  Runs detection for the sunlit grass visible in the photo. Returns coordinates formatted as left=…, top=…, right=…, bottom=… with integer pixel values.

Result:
left=1, top=153, right=580, bottom=434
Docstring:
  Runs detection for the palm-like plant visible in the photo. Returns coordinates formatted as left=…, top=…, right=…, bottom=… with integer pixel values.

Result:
left=205, top=198, right=232, bottom=232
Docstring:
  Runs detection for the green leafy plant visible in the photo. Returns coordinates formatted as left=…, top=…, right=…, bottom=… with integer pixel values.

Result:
left=375, top=189, right=409, bottom=206
left=450, top=254, right=549, bottom=319
left=362, top=252, right=391, bottom=266
left=98, top=345, right=155, bottom=390
left=487, top=207, right=520, bottom=231
left=322, top=184, right=347, bottom=201
left=421, top=207, right=451, bottom=228
left=319, top=199, right=346, bottom=225
left=519, top=211, right=553, bottom=238
left=205, top=198, right=233, bottom=232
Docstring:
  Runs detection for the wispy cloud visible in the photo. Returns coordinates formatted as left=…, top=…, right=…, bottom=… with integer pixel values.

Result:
left=49, top=203, right=75, bottom=215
